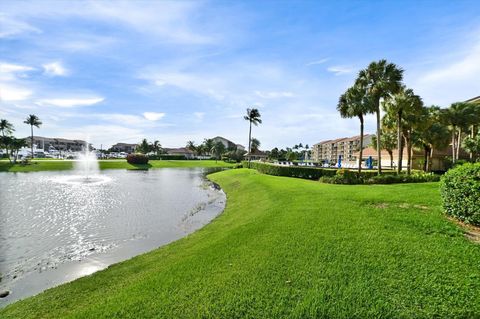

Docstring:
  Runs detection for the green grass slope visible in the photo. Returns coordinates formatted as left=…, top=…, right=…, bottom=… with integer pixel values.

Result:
left=2, top=169, right=480, bottom=318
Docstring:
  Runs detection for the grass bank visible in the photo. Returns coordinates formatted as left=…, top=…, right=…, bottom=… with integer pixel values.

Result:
left=2, top=169, right=480, bottom=318
left=0, top=160, right=234, bottom=172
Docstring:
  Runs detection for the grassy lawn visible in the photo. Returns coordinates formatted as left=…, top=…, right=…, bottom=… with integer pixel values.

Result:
left=0, top=160, right=234, bottom=172
left=2, top=169, right=480, bottom=318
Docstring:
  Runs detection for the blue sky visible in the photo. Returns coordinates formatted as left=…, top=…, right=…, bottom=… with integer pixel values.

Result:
left=1, top=0, right=480, bottom=149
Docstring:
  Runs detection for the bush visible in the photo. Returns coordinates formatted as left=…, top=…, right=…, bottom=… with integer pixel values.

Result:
left=440, top=163, right=480, bottom=225
left=127, top=153, right=149, bottom=164
left=148, top=154, right=188, bottom=160
left=244, top=161, right=337, bottom=180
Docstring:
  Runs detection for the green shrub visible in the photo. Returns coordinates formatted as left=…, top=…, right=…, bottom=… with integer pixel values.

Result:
left=440, top=163, right=480, bottom=225
left=127, top=153, right=149, bottom=164
left=244, top=161, right=336, bottom=180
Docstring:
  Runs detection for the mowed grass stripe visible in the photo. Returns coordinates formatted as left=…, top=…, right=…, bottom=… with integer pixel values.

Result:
left=2, top=169, right=480, bottom=318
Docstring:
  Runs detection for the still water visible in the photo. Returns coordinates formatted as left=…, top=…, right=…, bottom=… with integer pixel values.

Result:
left=0, top=168, right=225, bottom=306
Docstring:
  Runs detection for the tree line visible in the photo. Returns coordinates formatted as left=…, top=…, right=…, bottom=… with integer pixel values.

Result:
left=0, top=114, right=42, bottom=163
left=337, top=59, right=480, bottom=174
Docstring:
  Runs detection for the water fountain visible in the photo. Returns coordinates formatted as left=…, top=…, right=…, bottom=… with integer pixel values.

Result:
left=55, top=142, right=110, bottom=185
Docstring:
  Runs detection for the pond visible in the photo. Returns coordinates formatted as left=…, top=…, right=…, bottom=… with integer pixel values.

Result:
left=0, top=168, right=226, bottom=306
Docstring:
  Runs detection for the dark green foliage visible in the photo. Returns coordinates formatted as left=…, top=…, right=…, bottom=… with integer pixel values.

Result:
left=320, top=169, right=439, bottom=184
left=245, top=161, right=337, bottom=180
left=126, top=153, right=149, bottom=164
left=149, top=154, right=187, bottom=160
left=440, top=163, right=480, bottom=225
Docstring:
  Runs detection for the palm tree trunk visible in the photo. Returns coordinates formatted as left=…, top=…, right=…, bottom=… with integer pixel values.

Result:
left=423, top=146, right=428, bottom=171
left=397, top=111, right=402, bottom=173
left=248, top=121, right=252, bottom=153
left=456, top=127, right=462, bottom=161
left=451, top=128, right=456, bottom=163
left=375, top=99, right=382, bottom=174
left=358, top=115, right=364, bottom=174
left=30, top=125, right=34, bottom=159
left=407, top=131, right=412, bottom=175
left=389, top=151, right=393, bottom=168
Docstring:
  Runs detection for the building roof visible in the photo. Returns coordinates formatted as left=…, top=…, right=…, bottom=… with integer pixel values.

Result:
left=465, top=96, right=480, bottom=103
left=29, top=136, right=87, bottom=143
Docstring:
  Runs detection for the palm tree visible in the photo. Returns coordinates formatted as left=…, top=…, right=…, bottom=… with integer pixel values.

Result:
left=10, top=138, right=27, bottom=164
left=152, top=140, right=162, bottom=156
left=244, top=108, right=262, bottom=153
left=250, top=138, right=260, bottom=152
left=0, top=119, right=15, bottom=162
left=337, top=85, right=374, bottom=173
left=24, top=114, right=42, bottom=159
left=441, top=102, right=472, bottom=163
left=415, top=107, right=450, bottom=171
left=210, top=141, right=226, bottom=162
left=356, top=60, right=404, bottom=174
left=136, top=139, right=151, bottom=154
left=371, top=130, right=397, bottom=169
left=203, top=138, right=214, bottom=156
left=383, top=87, right=421, bottom=173
left=186, top=140, right=196, bottom=155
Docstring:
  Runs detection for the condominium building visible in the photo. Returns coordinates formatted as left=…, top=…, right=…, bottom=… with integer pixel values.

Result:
left=26, top=136, right=90, bottom=152
left=312, top=134, right=373, bottom=163
left=110, top=143, right=137, bottom=153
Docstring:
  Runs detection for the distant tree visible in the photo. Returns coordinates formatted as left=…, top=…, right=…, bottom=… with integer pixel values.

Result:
left=10, top=138, right=27, bottom=163
left=371, top=130, right=396, bottom=168
left=210, top=141, right=226, bottom=162
left=463, top=134, right=480, bottom=161
left=441, top=102, right=475, bottom=163
left=203, top=138, right=214, bottom=155
left=24, top=114, right=42, bottom=158
left=186, top=141, right=196, bottom=154
left=250, top=138, right=260, bottom=152
left=136, top=139, right=152, bottom=154
left=355, top=60, right=404, bottom=174
left=269, top=147, right=280, bottom=160
left=286, top=151, right=297, bottom=162
left=0, top=119, right=15, bottom=162
left=337, top=84, right=374, bottom=172
left=244, top=108, right=262, bottom=153
left=152, top=140, right=162, bottom=156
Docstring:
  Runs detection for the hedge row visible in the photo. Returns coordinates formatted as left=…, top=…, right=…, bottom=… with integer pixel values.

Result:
left=127, top=153, right=149, bottom=164
left=148, top=155, right=188, bottom=160
left=440, top=163, right=480, bottom=225
left=244, top=161, right=337, bottom=180
left=320, top=169, right=440, bottom=184
left=244, top=162, right=437, bottom=184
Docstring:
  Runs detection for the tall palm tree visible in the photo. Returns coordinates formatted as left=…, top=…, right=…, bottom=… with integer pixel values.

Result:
left=337, top=85, right=374, bottom=173
left=203, top=138, right=214, bottom=156
left=24, top=114, right=42, bottom=159
left=244, top=108, right=262, bottom=153
left=356, top=60, right=404, bottom=174
left=384, top=87, right=423, bottom=173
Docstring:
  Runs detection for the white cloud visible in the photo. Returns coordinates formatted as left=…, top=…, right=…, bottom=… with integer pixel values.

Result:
left=193, top=112, right=205, bottom=120
left=255, top=91, right=294, bottom=99
left=0, top=63, right=34, bottom=73
left=412, top=38, right=480, bottom=105
left=143, top=112, right=165, bottom=121
left=38, top=97, right=104, bottom=107
left=306, top=58, right=329, bottom=66
left=326, top=65, right=354, bottom=75
left=0, top=83, right=33, bottom=101
left=43, top=62, right=68, bottom=76
left=0, top=14, right=41, bottom=38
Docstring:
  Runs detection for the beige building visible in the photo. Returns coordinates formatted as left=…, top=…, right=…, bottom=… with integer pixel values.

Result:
left=110, top=143, right=137, bottom=153
left=27, top=136, right=89, bottom=152
left=312, top=134, right=373, bottom=163
left=212, top=136, right=245, bottom=151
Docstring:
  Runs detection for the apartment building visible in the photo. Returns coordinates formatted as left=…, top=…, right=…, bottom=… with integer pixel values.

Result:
left=312, top=134, right=373, bottom=163
left=110, top=143, right=137, bottom=153
left=27, top=136, right=89, bottom=152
